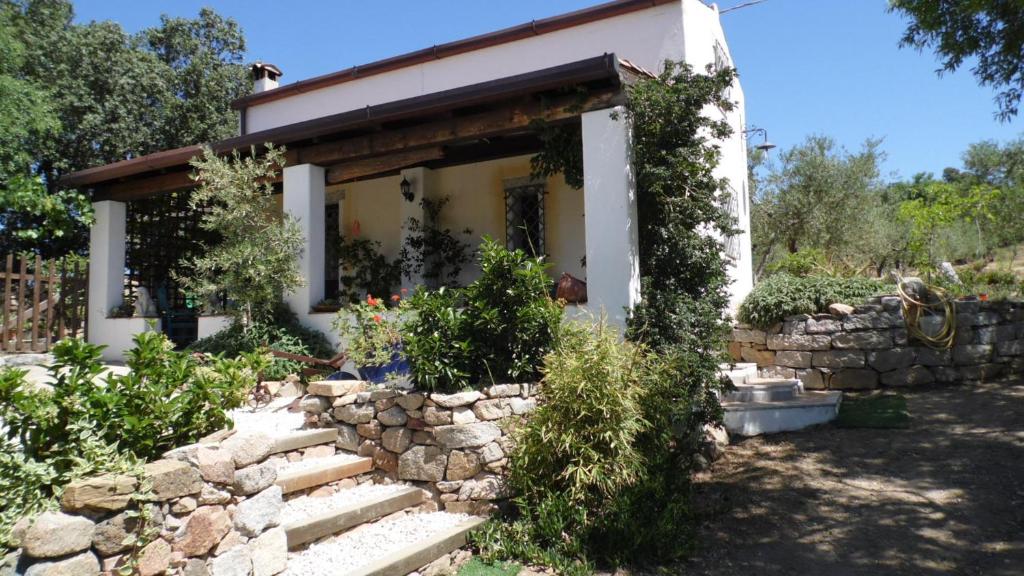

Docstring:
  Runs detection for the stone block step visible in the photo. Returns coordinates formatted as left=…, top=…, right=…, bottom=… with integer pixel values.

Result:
left=271, top=428, right=339, bottom=455
left=722, top=391, right=842, bottom=437
left=719, top=362, right=758, bottom=386
left=283, top=486, right=425, bottom=549
left=276, top=455, right=373, bottom=494
left=725, top=378, right=803, bottom=402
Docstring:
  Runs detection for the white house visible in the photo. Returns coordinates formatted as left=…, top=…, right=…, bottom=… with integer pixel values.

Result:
left=63, top=0, right=753, bottom=361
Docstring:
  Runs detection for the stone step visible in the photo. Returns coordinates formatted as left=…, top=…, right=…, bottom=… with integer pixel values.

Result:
left=271, top=429, right=339, bottom=455
left=283, top=486, right=425, bottom=549
left=722, top=391, right=843, bottom=437
left=719, top=362, right=758, bottom=386
left=725, top=378, right=803, bottom=402
left=275, top=455, right=374, bottom=494
left=283, top=513, right=486, bottom=576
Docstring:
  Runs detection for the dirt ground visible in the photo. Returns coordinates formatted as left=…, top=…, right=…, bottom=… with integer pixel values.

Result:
left=683, top=382, right=1024, bottom=576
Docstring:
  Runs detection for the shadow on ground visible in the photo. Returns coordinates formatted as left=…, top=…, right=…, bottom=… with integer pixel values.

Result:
left=683, top=381, right=1024, bottom=576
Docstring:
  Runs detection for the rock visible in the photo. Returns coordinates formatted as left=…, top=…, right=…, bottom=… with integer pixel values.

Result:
left=302, top=445, right=335, bottom=460
left=507, top=397, right=537, bottom=415
left=376, top=406, right=408, bottom=427
left=334, top=424, right=360, bottom=451
left=207, top=544, right=251, bottom=576
left=446, top=451, right=481, bottom=481
left=248, top=527, right=287, bottom=576
left=373, top=448, right=399, bottom=473
left=782, top=318, right=808, bottom=335
left=479, top=442, right=505, bottom=464
left=233, top=485, right=283, bottom=537
left=175, top=506, right=231, bottom=557
left=369, top=389, right=398, bottom=401
left=975, top=325, right=1016, bottom=344
left=811, top=350, right=864, bottom=369
left=805, top=318, right=841, bottom=334
left=997, top=340, right=1024, bottom=356
left=398, top=446, right=448, bottom=482
left=701, top=424, right=729, bottom=461
left=396, top=393, right=425, bottom=411
left=430, top=391, right=483, bottom=408
left=412, top=430, right=435, bottom=445
left=299, top=395, right=330, bottom=415
left=739, top=347, right=775, bottom=367
left=831, top=331, right=893, bottom=350
left=843, top=313, right=899, bottom=331
left=932, top=366, right=960, bottom=382
left=356, top=420, right=383, bottom=439
left=828, top=303, right=855, bottom=316
left=334, top=403, right=375, bottom=425
left=829, top=369, right=879, bottom=390
left=472, top=400, right=506, bottom=421
left=892, top=328, right=909, bottom=346
left=357, top=440, right=379, bottom=457
left=22, top=551, right=99, bottom=576
left=173, top=497, right=198, bottom=515
left=307, top=380, right=364, bottom=397
left=451, top=406, right=478, bottom=425
left=766, top=334, right=832, bottom=351
left=916, top=348, right=952, bottom=366
left=333, top=393, right=358, bottom=407
left=381, top=427, right=412, bottom=453
left=197, top=447, right=236, bottom=485
left=423, top=407, right=452, bottom=426
left=232, top=461, right=277, bottom=496
left=484, top=384, right=521, bottom=398
left=221, top=433, right=273, bottom=468
left=137, top=538, right=172, bottom=576
left=92, top=512, right=142, bottom=556
left=183, top=559, right=208, bottom=576
left=731, top=327, right=767, bottom=344
left=436, top=481, right=463, bottom=493
left=959, top=363, right=1005, bottom=381
left=214, top=530, right=244, bottom=556
left=144, top=460, right=203, bottom=501
left=434, top=422, right=502, bottom=449
left=881, top=366, right=935, bottom=387
left=457, top=476, right=507, bottom=501
left=795, top=368, right=827, bottom=390
left=774, top=351, right=812, bottom=368
left=198, top=485, right=231, bottom=506
left=60, top=475, right=138, bottom=513
left=953, top=345, right=993, bottom=366
left=867, top=348, right=916, bottom=372
left=22, top=512, right=95, bottom=559
left=421, top=554, right=452, bottom=576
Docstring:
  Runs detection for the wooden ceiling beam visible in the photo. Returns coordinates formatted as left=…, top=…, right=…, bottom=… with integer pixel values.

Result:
left=326, top=147, right=444, bottom=184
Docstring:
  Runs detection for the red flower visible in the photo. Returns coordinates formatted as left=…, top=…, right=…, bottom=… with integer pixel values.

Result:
left=391, top=294, right=401, bottom=302
left=373, top=314, right=382, bottom=324
left=400, top=288, right=409, bottom=295
left=366, top=294, right=374, bottom=305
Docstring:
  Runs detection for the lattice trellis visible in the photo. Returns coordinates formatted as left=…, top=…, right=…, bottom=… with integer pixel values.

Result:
left=504, top=178, right=546, bottom=258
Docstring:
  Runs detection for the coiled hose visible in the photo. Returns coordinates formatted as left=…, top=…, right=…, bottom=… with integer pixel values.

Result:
left=895, top=274, right=957, bottom=349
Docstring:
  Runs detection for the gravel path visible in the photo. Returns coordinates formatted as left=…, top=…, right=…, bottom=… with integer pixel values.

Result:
left=280, top=483, right=413, bottom=525
left=229, top=397, right=305, bottom=436
left=682, top=382, right=1024, bottom=576
left=283, top=512, right=472, bottom=576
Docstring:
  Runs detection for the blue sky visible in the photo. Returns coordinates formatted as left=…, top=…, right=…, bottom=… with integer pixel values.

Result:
left=73, top=0, right=1022, bottom=181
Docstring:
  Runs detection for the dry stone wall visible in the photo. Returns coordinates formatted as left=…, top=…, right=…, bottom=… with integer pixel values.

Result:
left=729, top=297, right=1024, bottom=389
left=301, top=381, right=539, bottom=515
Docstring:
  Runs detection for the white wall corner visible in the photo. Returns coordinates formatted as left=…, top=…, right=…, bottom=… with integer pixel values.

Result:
left=283, top=163, right=326, bottom=315
left=87, top=200, right=127, bottom=340
left=581, top=106, right=641, bottom=329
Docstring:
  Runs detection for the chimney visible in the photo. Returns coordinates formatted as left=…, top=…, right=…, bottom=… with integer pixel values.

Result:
left=251, top=62, right=283, bottom=93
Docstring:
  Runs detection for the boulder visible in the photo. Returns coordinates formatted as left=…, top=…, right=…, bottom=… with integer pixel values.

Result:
left=434, top=422, right=502, bottom=449
left=484, top=384, right=521, bottom=398
left=232, top=461, right=277, bottom=496
left=372, top=448, right=399, bottom=473
left=880, top=366, right=935, bottom=387
left=507, top=398, right=537, bottom=415
left=207, top=544, right=251, bottom=576
left=60, top=474, right=138, bottom=513
left=953, top=345, right=993, bottom=366
left=396, top=393, right=425, bottom=411
left=333, top=403, right=375, bottom=425
left=811, top=350, right=865, bottom=369
left=446, top=451, right=481, bottom=481
left=92, top=512, right=143, bottom=556
left=731, top=327, right=767, bottom=344
left=221, top=433, right=273, bottom=468
left=775, top=351, right=812, bottom=368
left=867, top=348, right=916, bottom=372
left=334, top=424, right=360, bottom=452
left=451, top=407, right=478, bottom=425
left=249, top=527, right=287, bottom=576
left=457, top=475, right=507, bottom=501
left=471, top=400, right=506, bottom=421
left=916, top=348, right=952, bottom=366
left=197, top=447, right=236, bottom=485
left=829, top=369, right=879, bottom=390
left=376, top=406, right=408, bottom=427
left=22, top=551, right=99, bottom=576
left=307, top=380, right=364, bottom=397
left=765, top=334, right=832, bottom=351
left=144, top=460, right=203, bottom=501
left=174, top=506, right=231, bottom=557
left=398, top=446, right=448, bottom=482
left=479, top=442, right=505, bottom=464
left=828, top=303, right=855, bottom=317
left=356, top=420, right=383, bottom=440
left=198, top=485, right=231, bottom=506
left=136, top=538, right=172, bottom=576
left=423, top=407, right=452, bottom=426
left=21, top=512, right=95, bottom=559
left=429, top=391, right=483, bottom=408
left=298, top=395, right=330, bottom=415
left=805, top=318, right=841, bottom=334
left=381, top=427, right=412, bottom=453
left=233, top=486, right=283, bottom=537
left=831, top=331, right=893, bottom=350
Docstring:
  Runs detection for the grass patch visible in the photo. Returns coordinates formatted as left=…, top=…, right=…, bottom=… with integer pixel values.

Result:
left=457, top=558, right=521, bottom=576
left=837, top=393, right=911, bottom=429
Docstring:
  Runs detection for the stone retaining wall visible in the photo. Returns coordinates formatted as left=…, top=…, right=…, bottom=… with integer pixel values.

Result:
left=729, top=297, right=1024, bottom=389
left=6, top=427, right=366, bottom=576
left=301, top=381, right=539, bottom=515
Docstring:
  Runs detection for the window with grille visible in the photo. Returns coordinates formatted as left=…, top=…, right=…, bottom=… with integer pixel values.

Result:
left=503, top=178, right=546, bottom=257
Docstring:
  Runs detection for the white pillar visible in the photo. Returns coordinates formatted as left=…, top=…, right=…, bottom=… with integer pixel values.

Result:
left=581, top=106, right=641, bottom=328
left=398, top=167, right=432, bottom=291
left=283, top=164, right=326, bottom=314
left=88, top=200, right=127, bottom=342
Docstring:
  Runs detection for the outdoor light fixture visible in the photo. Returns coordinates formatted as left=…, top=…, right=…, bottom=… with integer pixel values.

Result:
left=400, top=177, right=414, bottom=202
left=743, top=127, right=776, bottom=152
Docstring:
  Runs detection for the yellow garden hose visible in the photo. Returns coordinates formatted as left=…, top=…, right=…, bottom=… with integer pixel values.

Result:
left=895, top=274, right=957, bottom=350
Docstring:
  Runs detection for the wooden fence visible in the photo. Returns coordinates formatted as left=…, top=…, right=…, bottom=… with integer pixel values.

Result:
left=1, top=254, right=88, bottom=353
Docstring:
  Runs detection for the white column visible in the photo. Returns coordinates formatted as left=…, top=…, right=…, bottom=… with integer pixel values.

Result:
left=399, top=167, right=432, bottom=291
left=283, top=164, right=326, bottom=314
left=88, top=200, right=127, bottom=341
left=581, top=106, right=641, bottom=328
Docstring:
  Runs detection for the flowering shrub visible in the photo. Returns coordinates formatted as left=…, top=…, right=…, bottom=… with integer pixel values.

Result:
left=335, top=291, right=407, bottom=368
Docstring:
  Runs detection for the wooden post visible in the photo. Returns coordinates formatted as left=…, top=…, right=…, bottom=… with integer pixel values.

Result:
left=15, top=257, right=26, bottom=352
left=45, top=259, right=56, bottom=350
left=1, top=255, right=11, bottom=352
left=31, top=255, right=41, bottom=351
left=58, top=257, right=67, bottom=341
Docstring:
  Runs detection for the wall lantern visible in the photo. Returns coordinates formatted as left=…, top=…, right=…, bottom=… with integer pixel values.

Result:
left=742, top=127, right=776, bottom=152
left=400, top=177, right=414, bottom=202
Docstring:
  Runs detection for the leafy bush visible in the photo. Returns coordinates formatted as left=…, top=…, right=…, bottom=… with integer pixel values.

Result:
left=337, top=236, right=402, bottom=304
left=335, top=293, right=405, bottom=369
left=474, top=321, right=719, bottom=572
left=399, top=287, right=472, bottom=391
left=738, top=273, right=888, bottom=328
left=191, top=303, right=334, bottom=380
left=765, top=248, right=831, bottom=277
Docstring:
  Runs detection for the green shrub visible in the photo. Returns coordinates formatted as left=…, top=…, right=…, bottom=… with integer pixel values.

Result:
left=765, top=248, right=831, bottom=277
left=337, top=236, right=402, bottom=304
left=191, top=303, right=334, bottom=380
left=738, top=273, right=887, bottom=328
left=399, top=287, right=472, bottom=391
